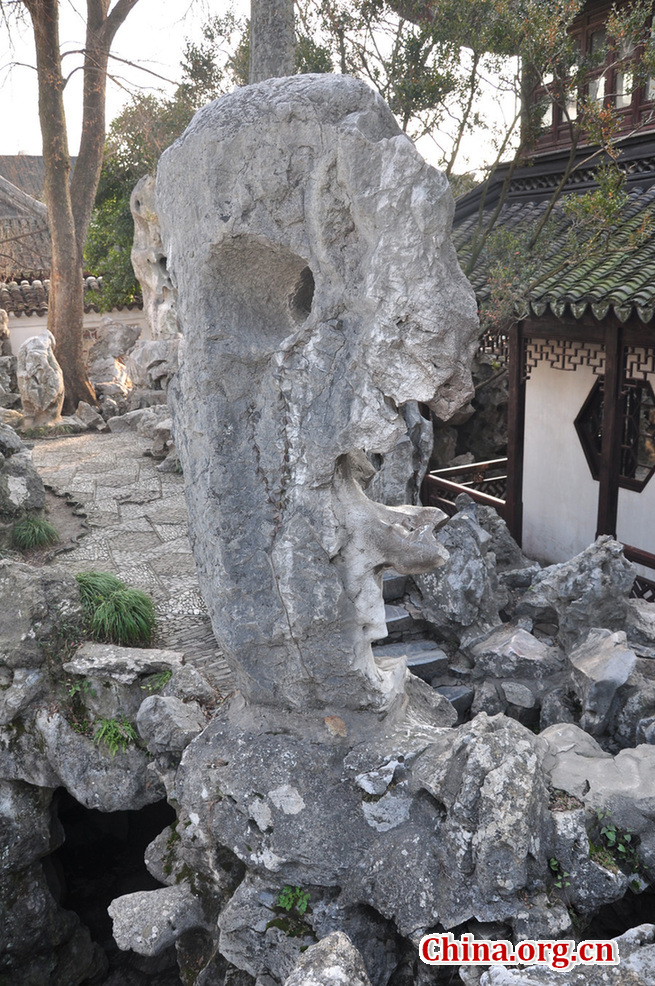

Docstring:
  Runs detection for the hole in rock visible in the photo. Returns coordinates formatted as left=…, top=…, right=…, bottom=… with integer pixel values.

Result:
left=289, top=265, right=315, bottom=321
left=46, top=789, right=175, bottom=957
left=583, top=884, right=655, bottom=940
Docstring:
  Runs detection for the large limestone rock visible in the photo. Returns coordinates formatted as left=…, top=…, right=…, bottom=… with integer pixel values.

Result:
left=86, top=315, right=140, bottom=395
left=16, top=331, right=64, bottom=427
left=130, top=174, right=179, bottom=340
left=283, top=932, right=372, bottom=986
left=157, top=73, right=478, bottom=711
left=516, top=536, right=635, bottom=646
left=0, top=423, right=46, bottom=518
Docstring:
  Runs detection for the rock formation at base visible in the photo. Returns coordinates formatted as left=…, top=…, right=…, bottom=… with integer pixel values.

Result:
left=16, top=330, right=65, bottom=427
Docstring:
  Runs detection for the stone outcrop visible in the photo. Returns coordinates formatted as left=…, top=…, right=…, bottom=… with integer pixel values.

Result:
left=130, top=174, right=179, bottom=340
left=283, top=932, right=372, bottom=986
left=0, top=423, right=46, bottom=521
left=157, top=73, right=479, bottom=712
left=86, top=315, right=141, bottom=397
left=16, top=330, right=65, bottom=427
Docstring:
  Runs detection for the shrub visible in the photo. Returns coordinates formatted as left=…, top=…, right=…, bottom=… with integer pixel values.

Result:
left=75, top=571, right=156, bottom=646
left=12, top=516, right=60, bottom=550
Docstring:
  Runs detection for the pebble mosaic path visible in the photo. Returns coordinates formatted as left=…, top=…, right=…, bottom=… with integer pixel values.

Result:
left=32, top=431, right=235, bottom=695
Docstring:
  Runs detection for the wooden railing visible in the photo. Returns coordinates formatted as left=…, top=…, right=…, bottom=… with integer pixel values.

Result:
left=421, top=458, right=508, bottom=519
left=623, top=545, right=655, bottom=603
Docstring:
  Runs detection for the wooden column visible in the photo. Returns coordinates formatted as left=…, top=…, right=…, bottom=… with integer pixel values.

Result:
left=596, top=320, right=624, bottom=538
left=505, top=321, right=526, bottom=545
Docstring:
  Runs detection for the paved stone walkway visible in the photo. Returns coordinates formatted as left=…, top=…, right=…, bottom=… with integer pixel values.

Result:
left=32, top=432, right=234, bottom=695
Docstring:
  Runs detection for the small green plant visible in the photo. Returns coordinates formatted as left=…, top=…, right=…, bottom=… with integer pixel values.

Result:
left=76, top=571, right=156, bottom=646
left=94, top=715, right=138, bottom=756
left=549, top=858, right=571, bottom=890
left=594, top=810, right=640, bottom=871
left=11, top=515, right=60, bottom=550
left=141, top=670, right=172, bottom=692
left=276, top=885, right=310, bottom=915
left=68, top=679, right=97, bottom=699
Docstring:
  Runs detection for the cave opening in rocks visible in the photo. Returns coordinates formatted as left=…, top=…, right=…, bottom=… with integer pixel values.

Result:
left=45, top=789, right=176, bottom=958
left=583, top=885, right=655, bottom=940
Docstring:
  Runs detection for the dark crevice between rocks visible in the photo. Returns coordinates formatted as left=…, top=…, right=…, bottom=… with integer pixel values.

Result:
left=44, top=789, right=179, bottom=984
left=583, top=884, right=655, bottom=939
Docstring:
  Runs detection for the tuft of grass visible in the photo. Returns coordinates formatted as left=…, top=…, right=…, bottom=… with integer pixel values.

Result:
left=76, top=571, right=156, bottom=647
left=94, top=715, right=138, bottom=756
left=12, top=515, right=60, bottom=550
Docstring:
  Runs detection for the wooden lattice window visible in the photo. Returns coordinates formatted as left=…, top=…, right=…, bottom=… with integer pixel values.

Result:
left=575, top=378, right=655, bottom=491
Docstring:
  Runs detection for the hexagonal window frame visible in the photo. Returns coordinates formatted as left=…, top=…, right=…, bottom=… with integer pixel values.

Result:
left=574, top=377, right=655, bottom=492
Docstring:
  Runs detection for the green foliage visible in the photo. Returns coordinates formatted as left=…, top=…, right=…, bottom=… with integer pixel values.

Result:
left=94, top=715, right=138, bottom=756
left=549, top=857, right=571, bottom=890
left=11, top=516, right=60, bottom=551
left=594, top=810, right=640, bottom=871
left=68, top=679, right=97, bottom=699
left=276, top=885, right=311, bottom=915
left=141, top=670, right=172, bottom=693
left=76, top=571, right=156, bottom=646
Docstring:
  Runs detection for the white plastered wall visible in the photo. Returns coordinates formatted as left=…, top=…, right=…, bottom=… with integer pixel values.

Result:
left=7, top=309, right=149, bottom=354
left=522, top=361, right=599, bottom=565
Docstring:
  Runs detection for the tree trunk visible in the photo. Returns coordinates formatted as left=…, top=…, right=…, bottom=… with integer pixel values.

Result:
left=249, top=0, right=295, bottom=83
left=22, top=0, right=140, bottom=413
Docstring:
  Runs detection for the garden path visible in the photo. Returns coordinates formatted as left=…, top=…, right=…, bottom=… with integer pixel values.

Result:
left=31, top=431, right=235, bottom=696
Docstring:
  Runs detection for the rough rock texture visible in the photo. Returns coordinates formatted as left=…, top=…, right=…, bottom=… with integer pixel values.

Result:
left=0, top=560, right=82, bottom=669
left=366, top=401, right=433, bottom=507
left=283, top=932, right=372, bottom=986
left=125, top=338, right=179, bottom=394
left=479, top=924, right=655, bottom=984
left=137, top=694, right=206, bottom=755
left=0, top=354, right=19, bottom=408
left=157, top=73, right=478, bottom=711
left=16, top=330, right=65, bottom=427
left=409, top=500, right=508, bottom=643
left=0, top=423, right=46, bottom=519
left=516, top=536, right=635, bottom=646
left=86, top=316, right=140, bottom=394
left=109, top=884, right=213, bottom=956
left=130, top=174, right=179, bottom=340
left=568, top=628, right=637, bottom=736
left=64, top=641, right=184, bottom=683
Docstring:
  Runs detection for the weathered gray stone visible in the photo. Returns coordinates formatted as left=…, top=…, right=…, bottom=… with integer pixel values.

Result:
left=467, top=625, right=564, bottom=680
left=163, top=664, right=219, bottom=707
left=0, top=560, right=82, bottom=668
left=366, top=401, right=433, bottom=508
left=568, top=628, right=637, bottom=736
left=137, top=694, right=206, bottom=755
left=516, top=536, right=635, bottom=646
left=126, top=340, right=179, bottom=393
left=549, top=808, right=630, bottom=916
left=86, top=315, right=140, bottom=392
left=157, top=73, right=477, bottom=712
left=627, top=598, right=655, bottom=649
left=72, top=400, right=106, bottom=430
left=130, top=174, right=180, bottom=340
left=0, top=428, right=45, bottom=517
left=479, top=924, right=655, bottom=984
left=218, top=875, right=315, bottom=983
left=0, top=355, right=19, bottom=408
left=64, top=641, right=184, bottom=684
left=283, top=932, right=372, bottom=986
left=500, top=681, right=535, bottom=709
left=475, top=502, right=534, bottom=574
left=34, top=710, right=165, bottom=811
left=0, top=779, right=53, bottom=872
left=107, top=403, right=171, bottom=438
left=0, top=669, right=48, bottom=725
left=409, top=503, right=507, bottom=644
left=109, top=884, right=212, bottom=957
left=16, top=331, right=65, bottom=427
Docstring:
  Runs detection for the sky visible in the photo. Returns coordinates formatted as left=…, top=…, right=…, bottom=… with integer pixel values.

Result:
left=0, top=0, right=250, bottom=157
left=0, top=0, right=510, bottom=175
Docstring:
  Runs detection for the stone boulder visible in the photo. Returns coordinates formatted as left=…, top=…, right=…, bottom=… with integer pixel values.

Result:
left=409, top=500, right=509, bottom=644
left=479, top=924, right=655, bottom=985
left=283, top=932, right=372, bottom=986
left=16, top=331, right=64, bottom=427
left=0, top=423, right=46, bottom=518
left=130, top=174, right=179, bottom=340
left=109, top=884, right=213, bottom=957
left=157, top=73, right=478, bottom=712
left=125, top=338, right=179, bottom=394
left=516, top=536, right=635, bottom=646
left=0, top=354, right=19, bottom=408
left=0, top=560, right=82, bottom=669
left=86, top=315, right=140, bottom=394
left=568, top=628, right=637, bottom=736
